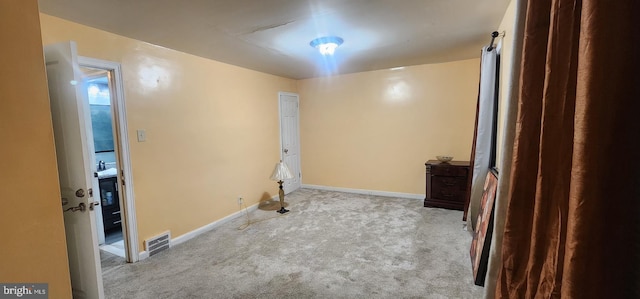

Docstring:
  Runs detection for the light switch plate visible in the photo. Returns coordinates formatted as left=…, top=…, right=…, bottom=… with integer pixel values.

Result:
left=137, top=129, right=146, bottom=142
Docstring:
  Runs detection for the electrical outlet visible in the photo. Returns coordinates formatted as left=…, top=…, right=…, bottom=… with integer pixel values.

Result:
left=237, top=196, right=243, bottom=205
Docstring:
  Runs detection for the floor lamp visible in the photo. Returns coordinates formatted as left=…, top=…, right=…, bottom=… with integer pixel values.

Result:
left=270, top=160, right=293, bottom=214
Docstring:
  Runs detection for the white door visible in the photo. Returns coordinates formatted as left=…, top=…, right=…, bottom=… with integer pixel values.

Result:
left=279, top=92, right=301, bottom=194
left=45, top=41, right=105, bottom=299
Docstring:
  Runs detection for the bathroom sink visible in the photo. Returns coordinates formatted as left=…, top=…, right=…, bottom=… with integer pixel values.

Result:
left=97, top=167, right=117, bottom=179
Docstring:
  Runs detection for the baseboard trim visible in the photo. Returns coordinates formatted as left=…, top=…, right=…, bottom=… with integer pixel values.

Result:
left=301, top=184, right=424, bottom=200
left=138, top=201, right=261, bottom=260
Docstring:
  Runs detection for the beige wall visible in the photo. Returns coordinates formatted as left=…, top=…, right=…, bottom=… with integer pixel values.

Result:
left=39, top=14, right=297, bottom=250
left=0, top=1, right=72, bottom=297
left=298, top=59, right=480, bottom=195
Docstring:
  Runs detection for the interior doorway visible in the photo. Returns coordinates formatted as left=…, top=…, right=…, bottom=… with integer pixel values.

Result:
left=81, top=69, right=125, bottom=261
left=78, top=56, right=140, bottom=265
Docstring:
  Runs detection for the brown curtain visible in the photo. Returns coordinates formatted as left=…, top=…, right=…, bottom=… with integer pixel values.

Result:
left=496, top=0, right=640, bottom=298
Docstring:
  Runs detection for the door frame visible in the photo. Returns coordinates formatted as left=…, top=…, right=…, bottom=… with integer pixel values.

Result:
left=79, top=56, right=140, bottom=262
left=277, top=91, right=302, bottom=193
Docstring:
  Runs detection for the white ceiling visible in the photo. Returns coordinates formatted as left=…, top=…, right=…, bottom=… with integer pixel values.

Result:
left=38, top=0, right=510, bottom=79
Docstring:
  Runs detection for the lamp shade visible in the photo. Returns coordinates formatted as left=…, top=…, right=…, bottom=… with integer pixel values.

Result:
left=270, top=160, right=293, bottom=181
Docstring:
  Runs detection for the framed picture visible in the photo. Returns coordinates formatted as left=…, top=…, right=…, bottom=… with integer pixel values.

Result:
left=470, top=170, right=498, bottom=286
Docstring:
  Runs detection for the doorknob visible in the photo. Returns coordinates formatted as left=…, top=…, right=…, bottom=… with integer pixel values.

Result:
left=64, top=202, right=86, bottom=213
left=284, top=149, right=289, bottom=154
left=75, top=188, right=85, bottom=198
left=89, top=201, right=100, bottom=211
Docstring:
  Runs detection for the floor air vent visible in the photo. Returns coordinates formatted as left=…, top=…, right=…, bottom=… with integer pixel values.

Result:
left=145, top=231, right=170, bottom=257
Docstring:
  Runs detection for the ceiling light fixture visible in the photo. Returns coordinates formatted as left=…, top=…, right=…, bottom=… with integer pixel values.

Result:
left=310, top=36, right=344, bottom=56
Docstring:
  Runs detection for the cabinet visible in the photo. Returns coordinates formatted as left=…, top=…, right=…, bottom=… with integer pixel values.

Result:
left=424, top=160, right=470, bottom=211
left=99, top=177, right=121, bottom=231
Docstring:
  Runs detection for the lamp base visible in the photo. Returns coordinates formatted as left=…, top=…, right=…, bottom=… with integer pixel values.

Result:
left=277, top=207, right=289, bottom=214
left=276, top=180, right=290, bottom=214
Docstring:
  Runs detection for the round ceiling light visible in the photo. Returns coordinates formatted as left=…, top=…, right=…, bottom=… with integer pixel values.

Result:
left=310, top=36, right=344, bottom=56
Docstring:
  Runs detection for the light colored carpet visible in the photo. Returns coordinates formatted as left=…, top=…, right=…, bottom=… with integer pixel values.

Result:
left=100, top=250, right=126, bottom=275
left=103, top=188, right=483, bottom=298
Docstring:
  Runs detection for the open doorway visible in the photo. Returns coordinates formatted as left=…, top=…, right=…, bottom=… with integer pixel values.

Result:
left=81, top=69, right=125, bottom=267
left=78, top=56, right=140, bottom=268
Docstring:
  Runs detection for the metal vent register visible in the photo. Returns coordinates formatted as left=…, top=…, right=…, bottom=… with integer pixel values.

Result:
left=145, top=232, right=170, bottom=257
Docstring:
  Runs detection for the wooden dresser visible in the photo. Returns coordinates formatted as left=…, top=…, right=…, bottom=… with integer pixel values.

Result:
left=424, top=160, right=470, bottom=211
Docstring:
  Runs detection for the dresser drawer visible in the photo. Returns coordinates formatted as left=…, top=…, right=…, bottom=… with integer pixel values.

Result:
left=431, top=175, right=466, bottom=201
left=431, top=186, right=465, bottom=203
left=431, top=176, right=467, bottom=192
left=430, top=165, right=468, bottom=177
